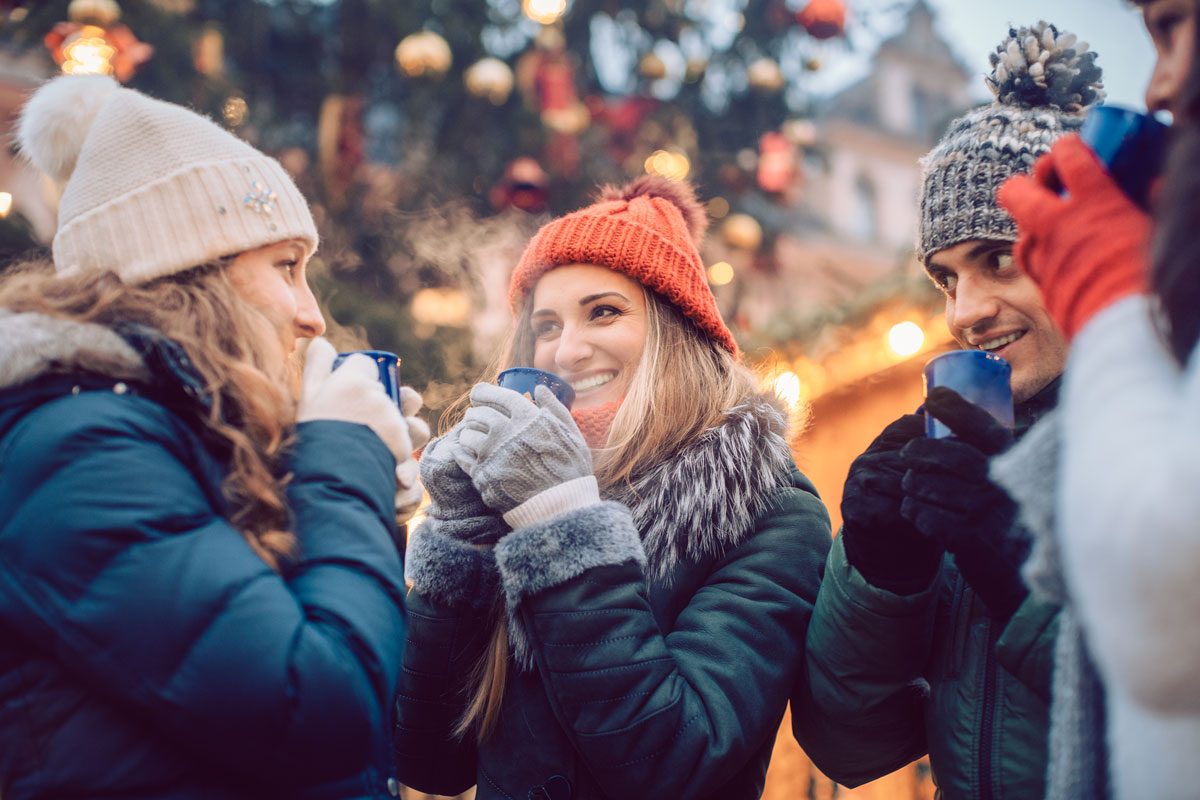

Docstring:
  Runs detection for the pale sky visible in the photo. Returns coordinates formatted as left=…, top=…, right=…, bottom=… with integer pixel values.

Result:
left=811, top=0, right=1157, bottom=111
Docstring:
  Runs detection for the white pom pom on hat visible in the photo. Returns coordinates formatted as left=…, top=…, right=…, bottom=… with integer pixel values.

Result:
left=17, top=75, right=120, bottom=186
left=17, top=75, right=317, bottom=284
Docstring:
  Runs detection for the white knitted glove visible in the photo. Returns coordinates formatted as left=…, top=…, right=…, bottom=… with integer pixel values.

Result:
left=394, top=386, right=430, bottom=524
left=297, top=338, right=410, bottom=462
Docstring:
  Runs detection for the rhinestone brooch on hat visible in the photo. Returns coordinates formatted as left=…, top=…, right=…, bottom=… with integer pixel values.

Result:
left=243, top=181, right=278, bottom=215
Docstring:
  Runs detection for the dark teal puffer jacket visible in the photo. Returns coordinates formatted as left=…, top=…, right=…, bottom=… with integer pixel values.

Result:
left=0, top=314, right=408, bottom=799
left=799, top=381, right=1062, bottom=800
left=395, top=397, right=833, bottom=800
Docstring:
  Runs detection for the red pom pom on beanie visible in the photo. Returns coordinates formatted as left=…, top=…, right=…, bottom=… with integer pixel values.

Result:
left=508, top=176, right=738, bottom=356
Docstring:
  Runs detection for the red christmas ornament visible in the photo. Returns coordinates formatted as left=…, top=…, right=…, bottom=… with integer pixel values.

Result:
left=756, top=132, right=797, bottom=194
left=490, top=157, right=550, bottom=214
left=797, top=0, right=847, bottom=40
left=588, top=95, right=658, bottom=164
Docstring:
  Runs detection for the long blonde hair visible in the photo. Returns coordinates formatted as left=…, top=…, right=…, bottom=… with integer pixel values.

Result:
left=0, top=260, right=298, bottom=570
left=450, top=286, right=757, bottom=740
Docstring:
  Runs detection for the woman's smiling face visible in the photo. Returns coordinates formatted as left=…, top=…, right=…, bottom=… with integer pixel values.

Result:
left=529, top=264, right=648, bottom=410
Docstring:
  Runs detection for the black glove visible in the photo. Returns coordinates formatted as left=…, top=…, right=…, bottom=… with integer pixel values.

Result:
left=900, top=387, right=1029, bottom=623
left=841, top=414, right=944, bottom=594
left=420, top=430, right=507, bottom=546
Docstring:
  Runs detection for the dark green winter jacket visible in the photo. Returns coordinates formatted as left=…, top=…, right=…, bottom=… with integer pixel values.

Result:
left=394, top=397, right=833, bottom=800
left=800, top=382, right=1061, bottom=800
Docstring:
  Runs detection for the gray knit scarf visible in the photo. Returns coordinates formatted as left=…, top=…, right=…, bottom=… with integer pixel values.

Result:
left=990, top=409, right=1109, bottom=800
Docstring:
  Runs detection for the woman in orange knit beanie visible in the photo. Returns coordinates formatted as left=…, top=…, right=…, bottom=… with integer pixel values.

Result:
left=395, top=177, right=834, bottom=799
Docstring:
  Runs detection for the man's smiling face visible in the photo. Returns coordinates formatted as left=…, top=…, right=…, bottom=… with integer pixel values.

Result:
left=924, top=239, right=1067, bottom=403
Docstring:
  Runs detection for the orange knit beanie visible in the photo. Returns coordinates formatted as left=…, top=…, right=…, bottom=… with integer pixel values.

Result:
left=508, top=176, right=738, bottom=355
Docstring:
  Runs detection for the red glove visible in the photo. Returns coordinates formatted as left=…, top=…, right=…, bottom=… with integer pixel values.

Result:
left=996, top=135, right=1152, bottom=341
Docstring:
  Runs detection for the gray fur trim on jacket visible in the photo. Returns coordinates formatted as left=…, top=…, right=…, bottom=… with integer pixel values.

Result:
left=405, top=519, right=501, bottom=611
left=494, top=501, right=645, bottom=667
left=0, top=310, right=149, bottom=391
left=605, top=393, right=794, bottom=582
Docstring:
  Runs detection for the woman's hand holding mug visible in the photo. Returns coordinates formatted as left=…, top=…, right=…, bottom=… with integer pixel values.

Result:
left=455, top=382, right=595, bottom=524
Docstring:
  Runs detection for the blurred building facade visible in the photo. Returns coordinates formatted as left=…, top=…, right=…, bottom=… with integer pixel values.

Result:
left=757, top=3, right=970, bottom=798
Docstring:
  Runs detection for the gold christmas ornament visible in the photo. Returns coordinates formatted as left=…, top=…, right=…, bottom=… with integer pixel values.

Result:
left=222, top=95, right=248, bottom=127
left=747, top=58, right=784, bottom=93
left=395, top=31, right=452, bottom=78
left=541, top=102, right=590, bottom=135
left=638, top=52, right=667, bottom=81
left=68, top=0, right=121, bottom=26
left=464, top=57, right=514, bottom=105
left=722, top=213, right=763, bottom=251
left=685, top=57, right=708, bottom=82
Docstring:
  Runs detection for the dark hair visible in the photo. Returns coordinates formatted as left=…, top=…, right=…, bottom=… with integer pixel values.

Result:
left=1149, top=0, right=1200, bottom=364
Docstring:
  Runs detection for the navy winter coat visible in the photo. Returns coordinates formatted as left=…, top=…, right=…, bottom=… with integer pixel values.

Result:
left=0, top=313, right=408, bottom=799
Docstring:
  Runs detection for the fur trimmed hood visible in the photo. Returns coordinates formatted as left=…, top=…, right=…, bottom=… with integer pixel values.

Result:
left=605, top=393, right=794, bottom=581
left=0, top=310, right=149, bottom=393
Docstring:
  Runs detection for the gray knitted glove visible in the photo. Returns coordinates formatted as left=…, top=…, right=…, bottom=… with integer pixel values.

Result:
left=456, top=383, right=594, bottom=518
left=419, top=429, right=507, bottom=546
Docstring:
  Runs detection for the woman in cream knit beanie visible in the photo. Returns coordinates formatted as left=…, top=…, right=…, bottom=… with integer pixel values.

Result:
left=0, top=76, right=423, bottom=798
left=395, top=177, right=834, bottom=799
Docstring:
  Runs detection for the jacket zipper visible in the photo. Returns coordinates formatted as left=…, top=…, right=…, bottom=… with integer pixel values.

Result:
left=979, top=617, right=999, bottom=800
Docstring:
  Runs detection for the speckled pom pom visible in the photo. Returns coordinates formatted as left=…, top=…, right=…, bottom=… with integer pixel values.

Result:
left=985, top=21, right=1104, bottom=114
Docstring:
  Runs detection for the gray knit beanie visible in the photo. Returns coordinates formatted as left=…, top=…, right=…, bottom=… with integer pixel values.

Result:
left=917, top=22, right=1105, bottom=263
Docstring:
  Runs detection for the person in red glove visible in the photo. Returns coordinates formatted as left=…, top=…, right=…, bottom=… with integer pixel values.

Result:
left=992, top=2, right=1200, bottom=798
left=996, top=135, right=1152, bottom=342
left=801, top=21, right=1105, bottom=800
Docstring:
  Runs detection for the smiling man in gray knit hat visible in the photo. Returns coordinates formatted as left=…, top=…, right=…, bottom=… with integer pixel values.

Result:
left=798, top=22, right=1104, bottom=800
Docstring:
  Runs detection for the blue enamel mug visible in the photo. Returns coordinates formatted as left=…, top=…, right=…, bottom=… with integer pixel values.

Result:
left=923, top=350, right=1014, bottom=439
left=333, top=350, right=401, bottom=405
left=497, top=367, right=576, bottom=409
left=1078, top=105, right=1170, bottom=209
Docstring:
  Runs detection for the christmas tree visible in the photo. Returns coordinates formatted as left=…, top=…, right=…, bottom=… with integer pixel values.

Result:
left=1, top=0, right=866, bottom=413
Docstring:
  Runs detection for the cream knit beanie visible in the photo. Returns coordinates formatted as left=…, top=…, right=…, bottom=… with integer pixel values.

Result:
left=17, top=75, right=317, bottom=284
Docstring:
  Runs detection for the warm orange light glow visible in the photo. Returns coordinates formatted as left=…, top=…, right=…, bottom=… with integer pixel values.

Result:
left=61, top=25, right=115, bottom=76
left=411, top=287, right=471, bottom=327
left=522, top=0, right=566, bottom=25
left=772, top=370, right=803, bottom=409
left=888, top=321, right=926, bottom=357
left=708, top=261, right=734, bottom=286
left=643, top=149, right=690, bottom=181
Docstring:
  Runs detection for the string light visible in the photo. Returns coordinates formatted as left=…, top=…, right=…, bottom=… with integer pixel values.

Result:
left=887, top=321, right=926, bottom=357
left=60, top=26, right=116, bottom=75
left=522, top=0, right=566, bottom=25
left=643, top=149, right=690, bottom=181
left=772, top=371, right=803, bottom=409
left=411, top=287, right=471, bottom=327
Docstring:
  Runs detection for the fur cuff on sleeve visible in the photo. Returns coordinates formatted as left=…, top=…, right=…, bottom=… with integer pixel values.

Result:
left=405, top=519, right=500, bottom=610
left=494, top=501, right=645, bottom=668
